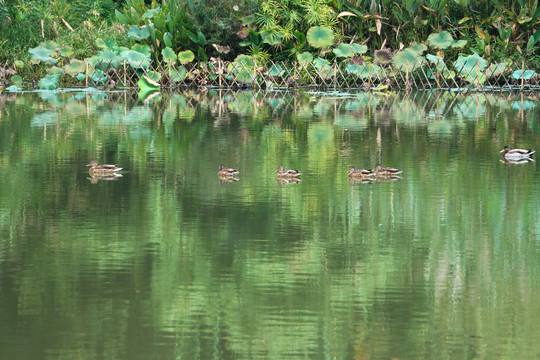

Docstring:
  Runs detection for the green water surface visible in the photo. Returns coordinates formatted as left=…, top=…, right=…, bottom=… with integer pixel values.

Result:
left=0, top=90, right=539, bottom=359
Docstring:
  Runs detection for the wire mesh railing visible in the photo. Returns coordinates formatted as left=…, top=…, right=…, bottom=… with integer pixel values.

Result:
left=1, top=58, right=539, bottom=92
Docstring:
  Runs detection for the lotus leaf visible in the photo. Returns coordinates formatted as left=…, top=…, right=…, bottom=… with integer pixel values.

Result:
left=408, top=42, right=427, bottom=54
left=512, top=70, right=537, bottom=80
left=137, top=73, right=160, bottom=99
left=307, top=26, right=334, bottom=49
left=242, top=15, right=255, bottom=25
left=59, top=45, right=74, bottom=58
left=90, top=69, right=108, bottom=83
left=170, top=68, right=187, bottom=83
left=297, top=52, right=313, bottom=64
left=49, top=66, right=65, bottom=75
left=29, top=46, right=58, bottom=64
left=427, top=31, right=454, bottom=49
left=351, top=43, right=368, bottom=54
left=232, top=55, right=256, bottom=84
left=11, top=75, right=23, bottom=85
left=41, top=40, right=58, bottom=51
left=312, top=57, right=329, bottom=70
left=453, top=53, right=488, bottom=84
left=38, top=74, right=62, bottom=90
left=260, top=30, right=283, bottom=46
left=97, top=49, right=122, bottom=69
left=145, top=71, right=162, bottom=84
left=485, top=62, right=509, bottom=78
left=132, top=44, right=151, bottom=57
left=393, top=48, right=425, bottom=71
left=345, top=63, right=361, bottom=74
left=452, top=40, right=467, bottom=48
left=162, top=47, right=177, bottom=64
left=6, top=85, right=21, bottom=92
left=121, top=50, right=151, bottom=69
left=76, top=73, right=86, bottom=81
left=426, top=54, right=452, bottom=79
left=333, top=43, right=354, bottom=58
left=265, top=64, right=285, bottom=77
left=178, top=50, right=195, bottom=65
left=128, top=25, right=150, bottom=40
left=357, top=63, right=383, bottom=80
left=96, top=37, right=117, bottom=49
left=14, top=60, right=24, bottom=68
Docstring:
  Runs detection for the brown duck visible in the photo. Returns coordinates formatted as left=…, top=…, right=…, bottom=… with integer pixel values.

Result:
left=218, top=164, right=239, bottom=177
left=276, top=165, right=302, bottom=178
left=87, top=161, right=123, bottom=176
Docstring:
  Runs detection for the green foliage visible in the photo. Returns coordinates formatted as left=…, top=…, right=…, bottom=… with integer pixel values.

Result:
left=115, top=0, right=208, bottom=62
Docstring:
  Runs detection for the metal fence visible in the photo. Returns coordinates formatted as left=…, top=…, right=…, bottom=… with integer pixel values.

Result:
left=1, top=58, right=539, bottom=92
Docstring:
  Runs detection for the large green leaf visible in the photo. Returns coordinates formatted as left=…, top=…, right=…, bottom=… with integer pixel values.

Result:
left=426, top=54, right=452, bottom=79
left=178, top=50, right=195, bottom=65
left=142, top=7, right=161, bottom=20
left=170, top=68, right=186, bottom=83
left=297, top=52, right=313, bottom=64
left=333, top=43, right=354, bottom=58
left=408, top=42, right=427, bottom=54
left=11, top=75, right=23, bottom=85
left=351, top=43, right=368, bottom=54
left=132, top=44, right=151, bottom=57
left=121, top=50, right=151, bottom=69
left=97, top=49, right=122, bottom=69
left=96, top=37, right=118, bottom=49
left=128, top=25, right=150, bottom=40
left=512, top=69, right=537, bottom=80
left=427, top=31, right=454, bottom=49
left=260, top=30, right=283, bottom=46
left=393, top=48, right=425, bottom=71
left=306, top=26, right=334, bottom=49
left=453, top=53, right=488, bottom=84
left=265, top=64, right=285, bottom=77
left=162, top=47, right=177, bottom=64
left=38, top=74, right=62, bottom=90
left=29, top=46, right=58, bottom=64
left=485, top=62, right=509, bottom=78
left=90, top=69, right=108, bottom=83
left=163, top=32, right=173, bottom=48
left=58, top=45, right=74, bottom=58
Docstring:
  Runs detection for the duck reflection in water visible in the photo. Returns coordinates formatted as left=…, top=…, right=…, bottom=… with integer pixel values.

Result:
left=277, top=177, right=302, bottom=186
left=87, top=173, right=123, bottom=184
left=500, top=157, right=535, bottom=166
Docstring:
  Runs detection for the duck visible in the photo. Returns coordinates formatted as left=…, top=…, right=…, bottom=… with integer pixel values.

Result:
left=218, top=164, right=239, bottom=177
left=276, top=165, right=302, bottom=178
left=87, top=160, right=122, bottom=175
left=373, top=164, right=402, bottom=176
left=348, top=166, right=374, bottom=178
left=500, top=145, right=535, bottom=159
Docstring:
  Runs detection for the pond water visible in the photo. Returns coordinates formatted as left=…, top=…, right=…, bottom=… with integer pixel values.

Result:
left=0, top=89, right=539, bottom=359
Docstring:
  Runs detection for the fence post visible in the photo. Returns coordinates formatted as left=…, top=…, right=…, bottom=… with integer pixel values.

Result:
left=406, top=61, right=409, bottom=91
left=333, top=60, right=337, bottom=90
left=85, top=61, right=89, bottom=87
left=123, top=59, right=126, bottom=88
left=521, top=60, right=525, bottom=91
left=476, top=60, right=480, bottom=91
left=219, top=59, right=222, bottom=88
left=368, top=63, right=372, bottom=88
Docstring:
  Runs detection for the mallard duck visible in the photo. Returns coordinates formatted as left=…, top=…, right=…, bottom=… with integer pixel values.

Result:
left=87, top=161, right=122, bottom=175
left=500, top=145, right=535, bottom=159
left=276, top=165, right=302, bottom=178
left=218, top=164, right=239, bottom=177
left=373, top=164, right=402, bottom=176
left=348, top=166, right=374, bottom=178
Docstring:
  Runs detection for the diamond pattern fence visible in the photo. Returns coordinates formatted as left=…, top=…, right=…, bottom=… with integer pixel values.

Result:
left=1, top=58, right=539, bottom=92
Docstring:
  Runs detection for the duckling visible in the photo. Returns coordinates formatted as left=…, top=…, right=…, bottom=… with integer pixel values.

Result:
left=373, top=164, right=402, bottom=176
left=218, top=164, right=239, bottom=177
left=276, top=165, right=302, bottom=178
left=500, top=145, right=535, bottom=159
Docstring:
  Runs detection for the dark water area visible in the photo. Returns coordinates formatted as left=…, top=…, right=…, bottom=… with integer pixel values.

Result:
left=0, top=89, right=539, bottom=359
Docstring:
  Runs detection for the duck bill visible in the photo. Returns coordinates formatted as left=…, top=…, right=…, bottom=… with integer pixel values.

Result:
left=499, top=149, right=505, bottom=153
